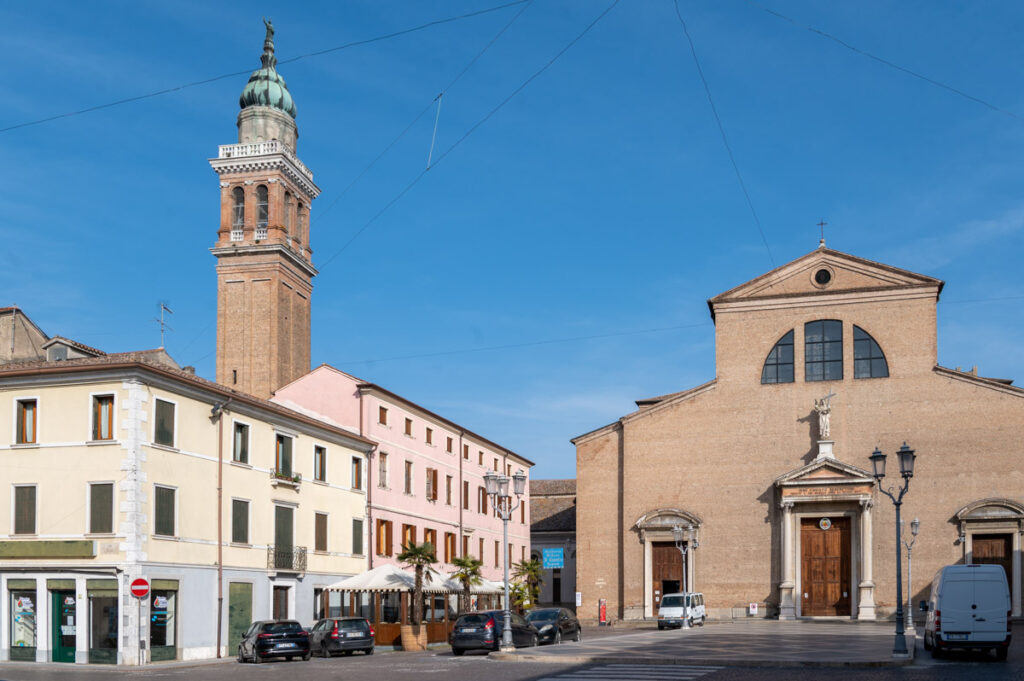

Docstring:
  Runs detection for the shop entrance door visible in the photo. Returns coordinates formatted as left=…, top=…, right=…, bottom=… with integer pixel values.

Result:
left=651, top=542, right=682, bottom=609
left=272, top=586, right=289, bottom=620
left=51, top=591, right=76, bottom=663
left=801, top=517, right=851, bottom=616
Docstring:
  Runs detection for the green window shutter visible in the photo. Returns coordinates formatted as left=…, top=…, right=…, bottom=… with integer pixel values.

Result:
left=14, top=486, right=36, bottom=535
left=232, top=500, right=249, bottom=544
left=315, top=513, right=327, bottom=552
left=352, top=518, right=364, bottom=556
left=155, top=487, right=175, bottom=536
left=154, top=400, right=175, bottom=447
left=90, top=483, right=113, bottom=534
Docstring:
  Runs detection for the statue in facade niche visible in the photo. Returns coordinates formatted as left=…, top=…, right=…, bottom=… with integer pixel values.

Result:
left=814, top=391, right=835, bottom=440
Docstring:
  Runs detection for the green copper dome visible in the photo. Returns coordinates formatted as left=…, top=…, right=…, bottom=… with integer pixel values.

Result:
left=239, top=19, right=297, bottom=119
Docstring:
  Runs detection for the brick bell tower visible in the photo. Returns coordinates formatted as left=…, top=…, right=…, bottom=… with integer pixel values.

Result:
left=210, top=20, right=320, bottom=398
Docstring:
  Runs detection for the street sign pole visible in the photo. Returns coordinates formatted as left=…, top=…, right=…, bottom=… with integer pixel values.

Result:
left=130, top=578, right=150, bottom=666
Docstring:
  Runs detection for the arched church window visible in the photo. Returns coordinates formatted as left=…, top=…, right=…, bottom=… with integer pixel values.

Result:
left=284, top=191, right=293, bottom=239
left=853, top=325, right=889, bottom=378
left=296, top=201, right=306, bottom=248
left=805, top=320, right=843, bottom=382
left=255, top=185, right=269, bottom=240
left=761, top=330, right=794, bottom=384
left=231, top=187, right=244, bottom=241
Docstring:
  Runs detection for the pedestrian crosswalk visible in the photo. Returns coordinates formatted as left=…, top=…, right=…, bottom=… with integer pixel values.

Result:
left=536, top=664, right=723, bottom=681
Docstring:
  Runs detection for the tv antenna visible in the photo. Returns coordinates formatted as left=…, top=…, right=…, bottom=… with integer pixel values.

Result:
left=153, top=302, right=174, bottom=348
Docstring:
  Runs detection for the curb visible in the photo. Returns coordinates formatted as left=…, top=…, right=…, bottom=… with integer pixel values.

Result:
left=489, top=653, right=915, bottom=668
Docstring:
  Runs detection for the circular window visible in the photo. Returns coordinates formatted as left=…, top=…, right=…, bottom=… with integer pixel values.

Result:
left=814, top=269, right=832, bottom=285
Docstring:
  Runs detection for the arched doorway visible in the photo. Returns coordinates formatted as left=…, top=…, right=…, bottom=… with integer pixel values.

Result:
left=633, top=509, right=702, bottom=619
left=955, top=498, right=1024, bottom=616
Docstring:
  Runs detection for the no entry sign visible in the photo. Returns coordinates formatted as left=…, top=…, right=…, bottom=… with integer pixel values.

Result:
left=130, top=577, right=150, bottom=599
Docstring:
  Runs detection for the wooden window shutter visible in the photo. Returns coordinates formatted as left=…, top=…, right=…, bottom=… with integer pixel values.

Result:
left=232, top=499, right=248, bottom=543
left=14, top=486, right=35, bottom=534
left=386, top=521, right=393, bottom=556
left=89, top=483, right=113, bottom=534
left=352, top=518, right=364, bottom=555
left=155, top=486, right=175, bottom=536
left=315, top=513, right=328, bottom=552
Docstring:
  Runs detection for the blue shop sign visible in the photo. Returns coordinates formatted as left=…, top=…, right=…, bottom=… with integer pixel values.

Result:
left=542, top=548, right=564, bottom=569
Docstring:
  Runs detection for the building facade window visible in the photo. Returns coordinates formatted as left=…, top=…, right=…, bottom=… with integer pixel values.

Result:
left=154, top=399, right=175, bottom=447
left=232, top=422, right=249, bottom=463
left=92, top=395, right=114, bottom=441
left=447, top=437, right=453, bottom=453
left=255, top=185, right=269, bottom=239
left=378, top=452, right=389, bottom=488
left=494, top=540, right=500, bottom=567
left=89, top=482, right=113, bottom=534
left=275, top=434, right=293, bottom=476
left=376, top=518, right=393, bottom=556
left=313, top=446, right=327, bottom=482
left=352, top=518, right=364, bottom=556
left=425, top=427, right=433, bottom=445
left=444, top=532, right=456, bottom=563
left=284, top=191, right=293, bottom=237
left=16, top=399, right=37, bottom=444
left=231, top=187, right=244, bottom=240
left=401, top=524, right=416, bottom=549
left=445, top=475, right=453, bottom=505
left=425, top=468, right=438, bottom=501
left=478, top=451, right=484, bottom=466
left=520, top=501, right=526, bottom=524
left=462, top=535, right=470, bottom=558
left=378, top=406, right=388, bottom=425
left=351, top=456, right=362, bottom=490
left=853, top=325, right=889, bottom=378
left=478, top=486, right=488, bottom=514
left=154, top=485, right=176, bottom=537
left=423, top=528, right=437, bottom=551
left=479, top=538, right=485, bottom=561
left=463, top=481, right=470, bottom=510
left=13, top=485, right=36, bottom=535
left=463, top=444, right=469, bottom=460
left=805, top=320, right=843, bottom=382
left=761, top=329, right=795, bottom=384
left=404, top=461, right=413, bottom=495
left=404, top=418, right=413, bottom=436
left=232, top=499, right=249, bottom=544
left=315, top=513, right=328, bottom=553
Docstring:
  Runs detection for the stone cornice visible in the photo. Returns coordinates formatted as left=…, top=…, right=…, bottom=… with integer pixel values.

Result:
left=209, top=151, right=320, bottom=200
left=712, top=284, right=940, bottom=317
left=210, top=243, right=318, bottom=279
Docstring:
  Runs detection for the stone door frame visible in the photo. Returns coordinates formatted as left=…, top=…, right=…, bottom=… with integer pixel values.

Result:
left=955, top=498, right=1024, bottom=616
left=634, top=508, right=702, bottom=620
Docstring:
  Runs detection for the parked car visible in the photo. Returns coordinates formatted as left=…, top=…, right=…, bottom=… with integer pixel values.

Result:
left=657, top=592, right=706, bottom=630
left=525, top=608, right=582, bottom=644
left=237, top=620, right=311, bottom=663
left=449, top=610, right=538, bottom=655
left=923, top=564, right=1011, bottom=660
left=308, top=616, right=375, bottom=657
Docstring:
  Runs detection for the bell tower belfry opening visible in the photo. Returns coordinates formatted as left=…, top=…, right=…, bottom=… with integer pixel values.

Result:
left=210, top=20, right=320, bottom=399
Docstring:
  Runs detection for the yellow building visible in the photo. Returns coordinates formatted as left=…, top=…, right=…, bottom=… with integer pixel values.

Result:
left=0, top=348, right=374, bottom=664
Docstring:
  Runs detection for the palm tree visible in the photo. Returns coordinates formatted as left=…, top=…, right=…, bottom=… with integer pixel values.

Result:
left=513, top=558, right=543, bottom=610
left=397, top=540, right=437, bottom=625
left=450, top=555, right=483, bottom=613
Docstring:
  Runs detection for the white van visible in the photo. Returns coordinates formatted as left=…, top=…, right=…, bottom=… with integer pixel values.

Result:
left=922, top=564, right=1011, bottom=660
left=657, top=592, right=706, bottom=630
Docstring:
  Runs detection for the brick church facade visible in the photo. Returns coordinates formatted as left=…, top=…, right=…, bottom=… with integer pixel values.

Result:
left=573, top=245, right=1024, bottom=622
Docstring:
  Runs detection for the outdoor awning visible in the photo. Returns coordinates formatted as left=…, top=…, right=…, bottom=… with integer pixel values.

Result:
left=324, top=564, right=453, bottom=594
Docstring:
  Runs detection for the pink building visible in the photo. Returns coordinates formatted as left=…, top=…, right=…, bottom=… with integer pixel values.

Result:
left=273, top=365, right=533, bottom=583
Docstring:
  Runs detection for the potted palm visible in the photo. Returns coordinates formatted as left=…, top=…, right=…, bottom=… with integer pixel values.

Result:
left=450, top=555, right=483, bottom=613
left=513, top=558, right=543, bottom=613
left=397, top=540, right=437, bottom=651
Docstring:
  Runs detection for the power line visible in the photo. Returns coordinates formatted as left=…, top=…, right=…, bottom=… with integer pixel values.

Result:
left=340, top=320, right=712, bottom=365
left=318, top=0, right=620, bottom=269
left=311, top=0, right=534, bottom=227
left=0, top=0, right=531, bottom=134
left=673, top=1, right=776, bottom=271
left=742, top=0, right=1024, bottom=122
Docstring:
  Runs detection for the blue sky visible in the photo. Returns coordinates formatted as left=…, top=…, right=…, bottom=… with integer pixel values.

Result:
left=3, top=1, right=1022, bottom=479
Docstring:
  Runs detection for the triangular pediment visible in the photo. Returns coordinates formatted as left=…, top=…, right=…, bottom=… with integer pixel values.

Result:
left=775, top=457, right=874, bottom=487
left=709, top=247, right=943, bottom=310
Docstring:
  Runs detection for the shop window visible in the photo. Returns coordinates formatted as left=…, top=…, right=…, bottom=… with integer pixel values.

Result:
left=232, top=422, right=249, bottom=463
left=9, top=588, right=37, bottom=661
left=154, top=399, right=175, bottom=447
left=352, top=518, right=364, bottom=556
left=154, top=485, right=176, bottom=537
left=13, top=485, right=36, bottom=535
left=87, top=580, right=118, bottom=664
left=232, top=499, right=249, bottom=544
left=761, top=330, right=795, bottom=384
left=150, top=587, right=178, bottom=661
left=854, top=325, right=889, bottom=378
left=89, top=483, right=113, bottom=534
left=92, top=395, right=114, bottom=441
left=805, top=320, right=843, bottom=382
left=15, top=399, right=36, bottom=444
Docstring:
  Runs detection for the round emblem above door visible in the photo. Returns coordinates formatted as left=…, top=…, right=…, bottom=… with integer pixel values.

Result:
left=819, top=517, right=832, bottom=531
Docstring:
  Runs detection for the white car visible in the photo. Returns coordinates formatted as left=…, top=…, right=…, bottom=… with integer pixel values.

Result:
left=922, top=564, right=1011, bottom=660
left=657, top=592, right=705, bottom=630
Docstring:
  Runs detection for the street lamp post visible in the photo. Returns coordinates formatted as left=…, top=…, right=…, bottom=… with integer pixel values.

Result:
left=869, top=442, right=917, bottom=658
left=484, top=469, right=527, bottom=653
left=671, top=524, right=698, bottom=629
left=901, top=517, right=920, bottom=636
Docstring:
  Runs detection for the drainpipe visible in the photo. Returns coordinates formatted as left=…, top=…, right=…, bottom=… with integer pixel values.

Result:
left=361, top=393, right=373, bottom=571
left=458, top=431, right=465, bottom=554
left=210, top=399, right=231, bottom=658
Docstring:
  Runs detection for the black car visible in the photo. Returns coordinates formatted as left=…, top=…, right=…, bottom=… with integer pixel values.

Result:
left=308, top=616, right=375, bottom=657
left=525, top=608, right=582, bottom=645
left=449, top=610, right=539, bottom=655
left=237, top=620, right=311, bottom=663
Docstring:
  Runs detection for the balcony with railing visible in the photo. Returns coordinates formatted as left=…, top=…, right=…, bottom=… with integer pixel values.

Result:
left=217, top=140, right=311, bottom=178
left=267, top=545, right=307, bottom=572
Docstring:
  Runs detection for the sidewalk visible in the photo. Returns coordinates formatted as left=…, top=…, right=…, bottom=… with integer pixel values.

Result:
left=493, top=619, right=916, bottom=668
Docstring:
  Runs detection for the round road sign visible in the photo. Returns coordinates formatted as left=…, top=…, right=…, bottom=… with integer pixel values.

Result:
left=130, top=577, right=150, bottom=599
